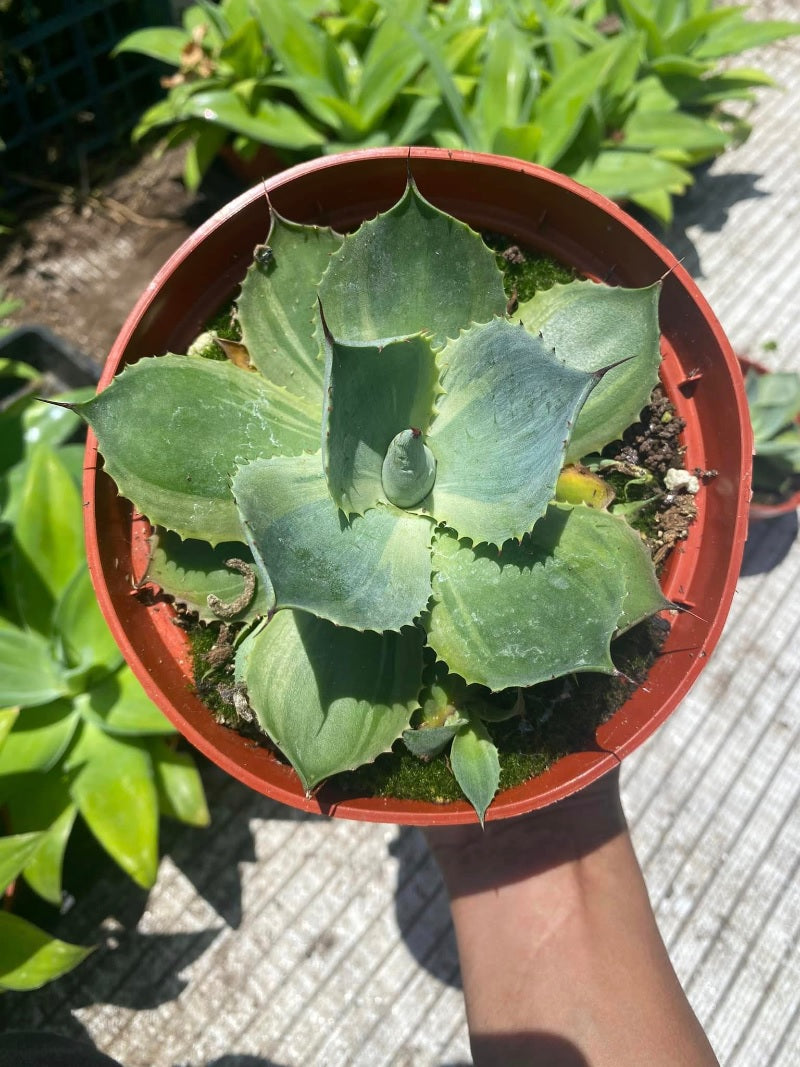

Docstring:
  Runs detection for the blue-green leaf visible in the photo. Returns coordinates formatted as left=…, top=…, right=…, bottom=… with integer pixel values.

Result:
left=237, top=209, right=342, bottom=405
left=145, top=529, right=271, bottom=622
left=450, top=715, right=500, bottom=825
left=317, top=180, right=506, bottom=349
left=234, top=453, right=434, bottom=632
left=77, top=355, right=319, bottom=545
left=243, top=609, right=424, bottom=792
left=323, top=332, right=439, bottom=516
left=427, top=319, right=597, bottom=545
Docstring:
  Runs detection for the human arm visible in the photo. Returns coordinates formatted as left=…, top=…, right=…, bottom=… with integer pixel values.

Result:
left=423, top=768, right=719, bottom=1067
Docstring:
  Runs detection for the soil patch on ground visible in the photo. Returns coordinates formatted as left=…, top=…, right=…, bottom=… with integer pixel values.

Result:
left=0, top=148, right=246, bottom=364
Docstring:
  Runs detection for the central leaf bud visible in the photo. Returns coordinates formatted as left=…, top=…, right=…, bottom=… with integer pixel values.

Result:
left=381, top=428, right=436, bottom=509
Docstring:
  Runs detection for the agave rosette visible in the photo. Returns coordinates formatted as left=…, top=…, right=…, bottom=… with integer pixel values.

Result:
left=80, top=180, right=669, bottom=819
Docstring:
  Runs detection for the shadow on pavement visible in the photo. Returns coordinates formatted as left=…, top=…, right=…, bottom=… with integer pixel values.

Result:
left=740, top=510, right=798, bottom=576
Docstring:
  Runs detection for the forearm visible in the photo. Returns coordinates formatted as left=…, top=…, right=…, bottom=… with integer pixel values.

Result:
left=426, top=776, right=719, bottom=1067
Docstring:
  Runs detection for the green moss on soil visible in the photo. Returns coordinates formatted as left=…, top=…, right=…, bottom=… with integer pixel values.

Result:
left=330, top=616, right=669, bottom=804
left=485, top=233, right=576, bottom=303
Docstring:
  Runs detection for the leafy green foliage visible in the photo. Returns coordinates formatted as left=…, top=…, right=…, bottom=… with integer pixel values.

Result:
left=0, top=370, right=210, bottom=991
left=115, top=0, right=798, bottom=219
left=745, top=367, right=800, bottom=497
left=81, top=179, right=670, bottom=819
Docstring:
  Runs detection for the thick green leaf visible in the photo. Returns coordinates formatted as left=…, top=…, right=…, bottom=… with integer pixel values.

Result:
left=323, top=333, right=439, bottom=515
left=622, top=110, right=728, bottom=158
left=317, top=180, right=507, bottom=349
left=473, top=20, right=538, bottom=149
left=219, top=16, right=267, bottom=79
left=0, top=700, right=79, bottom=774
left=0, top=707, right=18, bottom=748
left=77, top=665, right=175, bottom=736
left=12, top=445, right=84, bottom=633
left=428, top=319, right=596, bottom=545
left=65, top=722, right=159, bottom=888
left=450, top=715, right=500, bottom=825
left=145, top=529, right=271, bottom=622
left=693, top=18, right=800, bottom=61
left=52, top=567, right=122, bottom=676
left=5, top=776, right=77, bottom=905
left=535, top=37, right=631, bottom=167
left=113, top=26, right=190, bottom=63
left=402, top=714, right=467, bottom=759
left=574, top=149, right=693, bottom=201
left=183, top=89, right=326, bottom=149
left=746, top=370, right=800, bottom=444
left=234, top=453, right=434, bottom=632
left=243, top=609, right=424, bottom=792
left=78, top=355, right=318, bottom=544
left=0, top=832, right=44, bottom=894
left=0, top=912, right=93, bottom=991
left=147, top=737, right=210, bottom=827
left=0, top=623, right=67, bottom=708
left=427, top=506, right=662, bottom=691
left=238, top=210, right=342, bottom=404
left=516, top=281, right=662, bottom=461
left=356, top=16, right=426, bottom=129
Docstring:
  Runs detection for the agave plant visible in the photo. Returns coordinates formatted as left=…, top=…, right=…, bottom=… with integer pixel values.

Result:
left=77, top=180, right=671, bottom=821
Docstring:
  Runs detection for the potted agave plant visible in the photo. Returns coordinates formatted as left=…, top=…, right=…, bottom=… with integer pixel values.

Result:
left=739, top=357, right=800, bottom=520
left=80, top=149, right=751, bottom=824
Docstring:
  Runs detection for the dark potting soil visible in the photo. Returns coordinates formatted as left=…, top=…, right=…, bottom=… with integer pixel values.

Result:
left=168, top=240, right=700, bottom=805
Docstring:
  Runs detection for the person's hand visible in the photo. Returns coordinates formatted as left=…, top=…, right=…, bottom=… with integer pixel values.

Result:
left=423, top=765, right=626, bottom=897
left=422, top=764, right=719, bottom=1067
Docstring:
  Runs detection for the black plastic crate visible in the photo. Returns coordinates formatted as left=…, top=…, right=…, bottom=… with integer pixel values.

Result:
left=0, top=0, right=174, bottom=202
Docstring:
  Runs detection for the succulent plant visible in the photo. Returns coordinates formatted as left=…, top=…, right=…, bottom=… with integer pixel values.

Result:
left=77, top=180, right=671, bottom=821
left=745, top=367, right=800, bottom=499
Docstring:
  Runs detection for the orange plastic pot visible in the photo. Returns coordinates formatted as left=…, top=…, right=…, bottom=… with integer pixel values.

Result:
left=84, top=148, right=752, bottom=825
left=738, top=355, right=800, bottom=520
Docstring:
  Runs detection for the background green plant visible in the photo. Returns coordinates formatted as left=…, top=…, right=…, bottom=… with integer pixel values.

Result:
left=0, top=360, right=210, bottom=991
left=745, top=366, right=800, bottom=498
left=116, top=0, right=799, bottom=222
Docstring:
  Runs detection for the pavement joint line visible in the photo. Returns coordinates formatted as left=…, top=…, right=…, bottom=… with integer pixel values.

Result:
left=643, top=695, right=799, bottom=918
left=365, top=920, right=461, bottom=1067
left=344, top=885, right=457, bottom=1065
left=678, top=785, right=800, bottom=1015
left=622, top=558, right=800, bottom=811
left=627, top=588, right=800, bottom=854
left=704, top=848, right=800, bottom=1060
left=87, top=818, right=317, bottom=1047
left=174, top=821, right=383, bottom=1040
left=270, top=846, right=446, bottom=1065
left=677, top=754, right=800, bottom=987
left=747, top=986, right=800, bottom=1067
left=269, top=849, right=443, bottom=1063
left=651, top=669, right=800, bottom=925
left=216, top=829, right=434, bottom=1056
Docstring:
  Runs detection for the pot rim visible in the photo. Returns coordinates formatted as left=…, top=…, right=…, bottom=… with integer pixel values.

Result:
left=84, top=147, right=753, bottom=824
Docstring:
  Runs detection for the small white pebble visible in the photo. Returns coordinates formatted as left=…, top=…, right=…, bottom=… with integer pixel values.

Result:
left=665, top=468, right=700, bottom=494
